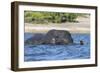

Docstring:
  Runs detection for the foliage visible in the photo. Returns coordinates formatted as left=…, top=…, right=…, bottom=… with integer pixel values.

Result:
left=24, top=11, right=87, bottom=24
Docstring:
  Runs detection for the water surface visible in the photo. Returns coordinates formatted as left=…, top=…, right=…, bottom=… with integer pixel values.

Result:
left=24, top=33, right=90, bottom=61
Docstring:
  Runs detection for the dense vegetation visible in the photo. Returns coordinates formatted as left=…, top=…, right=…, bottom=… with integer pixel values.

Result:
left=24, top=11, right=87, bottom=24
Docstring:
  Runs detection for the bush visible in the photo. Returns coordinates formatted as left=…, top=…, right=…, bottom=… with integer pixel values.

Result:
left=24, top=11, right=83, bottom=24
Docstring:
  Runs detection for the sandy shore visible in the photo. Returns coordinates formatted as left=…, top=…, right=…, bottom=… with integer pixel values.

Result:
left=25, top=17, right=90, bottom=33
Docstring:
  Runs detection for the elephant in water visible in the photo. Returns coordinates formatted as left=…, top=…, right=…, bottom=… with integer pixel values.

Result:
left=25, top=29, right=73, bottom=45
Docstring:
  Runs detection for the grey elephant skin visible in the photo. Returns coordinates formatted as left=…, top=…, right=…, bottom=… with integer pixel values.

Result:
left=25, top=29, right=73, bottom=45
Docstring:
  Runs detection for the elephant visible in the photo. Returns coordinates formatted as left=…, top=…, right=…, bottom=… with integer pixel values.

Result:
left=25, top=29, right=73, bottom=45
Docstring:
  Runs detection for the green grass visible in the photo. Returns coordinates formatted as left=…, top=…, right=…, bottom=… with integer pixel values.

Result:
left=24, top=11, right=89, bottom=24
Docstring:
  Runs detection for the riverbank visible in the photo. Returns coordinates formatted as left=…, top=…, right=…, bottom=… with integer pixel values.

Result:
left=24, top=17, right=90, bottom=34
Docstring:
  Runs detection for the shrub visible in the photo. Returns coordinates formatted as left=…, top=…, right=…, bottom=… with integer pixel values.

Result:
left=24, top=11, right=84, bottom=24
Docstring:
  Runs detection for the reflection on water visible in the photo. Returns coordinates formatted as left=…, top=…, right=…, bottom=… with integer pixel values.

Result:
left=24, top=33, right=90, bottom=61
